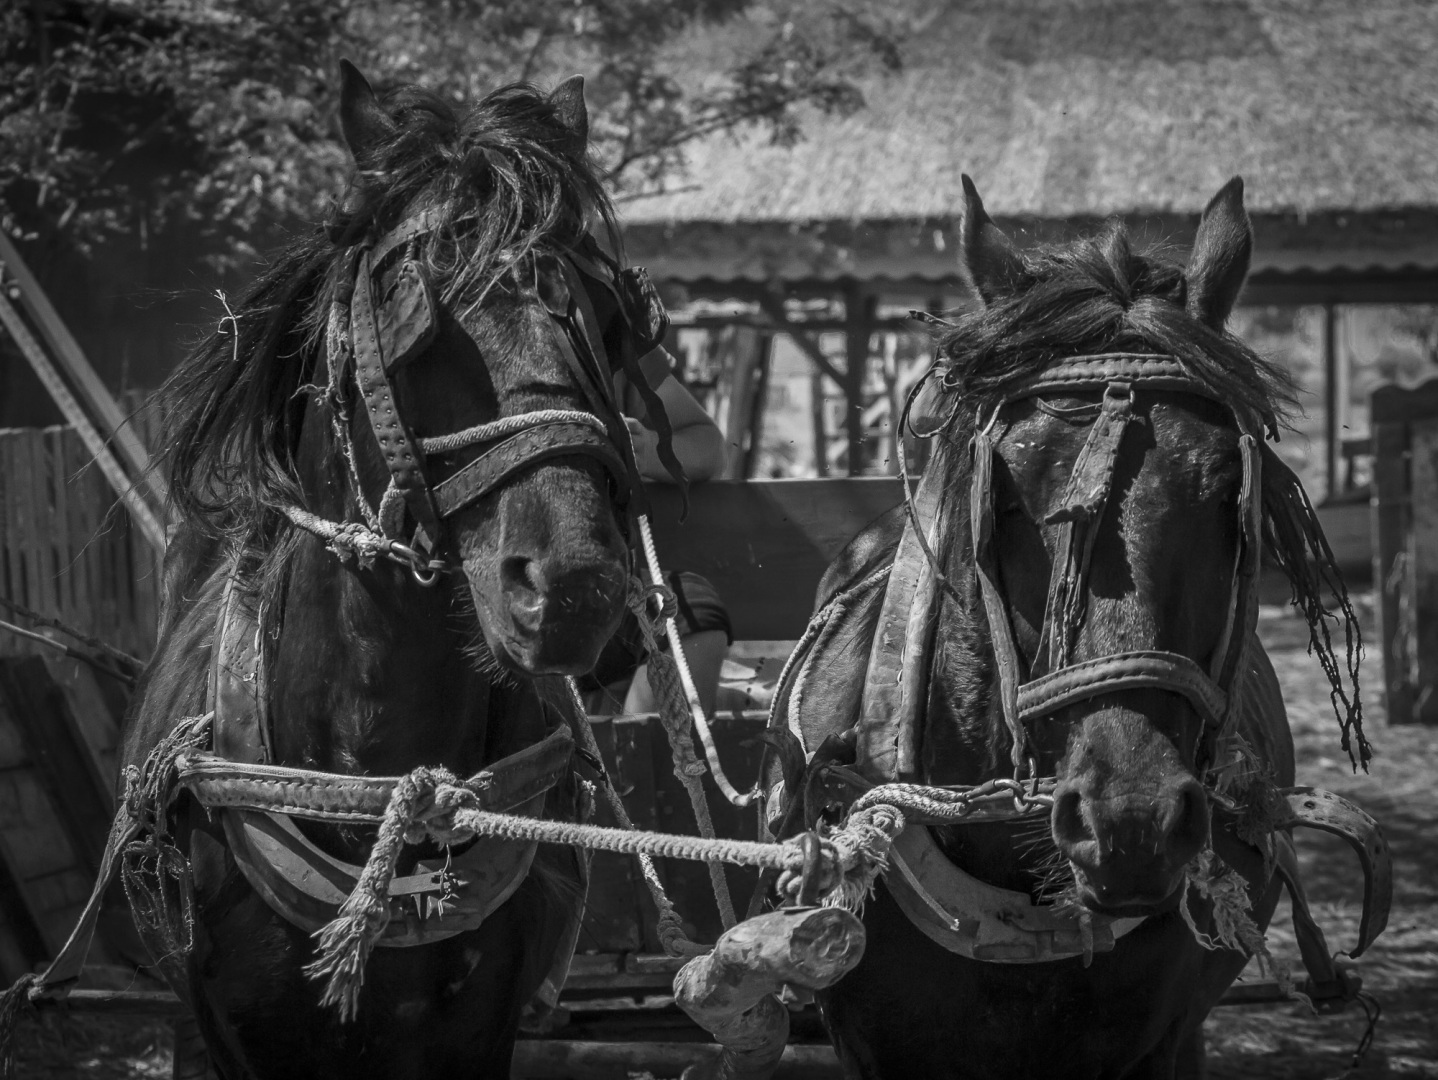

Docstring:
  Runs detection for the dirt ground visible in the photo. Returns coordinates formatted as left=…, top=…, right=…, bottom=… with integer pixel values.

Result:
left=1204, top=598, right=1438, bottom=1080
left=11, top=595, right=1436, bottom=1079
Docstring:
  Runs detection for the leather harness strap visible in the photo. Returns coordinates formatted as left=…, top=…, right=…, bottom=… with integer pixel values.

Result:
left=432, top=420, right=629, bottom=518
left=1017, top=650, right=1229, bottom=730
left=337, top=207, right=654, bottom=559
left=351, top=247, right=443, bottom=543
left=959, top=353, right=1265, bottom=776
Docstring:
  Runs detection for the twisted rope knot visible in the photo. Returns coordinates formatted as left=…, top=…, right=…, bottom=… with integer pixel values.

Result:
left=627, top=575, right=679, bottom=622
left=776, top=804, right=907, bottom=911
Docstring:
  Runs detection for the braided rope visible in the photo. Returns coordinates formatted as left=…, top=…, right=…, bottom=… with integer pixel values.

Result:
left=564, top=679, right=705, bottom=958
left=635, top=515, right=756, bottom=812
left=419, top=409, right=606, bottom=455
left=281, top=505, right=391, bottom=567
left=620, top=562, right=739, bottom=929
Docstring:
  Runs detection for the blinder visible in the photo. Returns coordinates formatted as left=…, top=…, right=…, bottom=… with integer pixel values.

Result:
left=336, top=208, right=666, bottom=574
left=967, top=353, right=1264, bottom=780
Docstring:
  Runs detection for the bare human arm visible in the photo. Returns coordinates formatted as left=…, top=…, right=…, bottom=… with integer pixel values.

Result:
left=623, top=349, right=728, bottom=483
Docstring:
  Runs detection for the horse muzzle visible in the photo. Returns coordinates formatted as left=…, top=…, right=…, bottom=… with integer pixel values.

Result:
left=1052, top=778, right=1210, bottom=914
left=491, top=556, right=627, bottom=675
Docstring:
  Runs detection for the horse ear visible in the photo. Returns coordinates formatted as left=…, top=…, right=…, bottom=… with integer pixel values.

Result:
left=338, top=59, right=395, bottom=165
left=549, top=75, right=589, bottom=156
left=958, top=175, right=1026, bottom=305
left=1185, top=176, right=1252, bottom=328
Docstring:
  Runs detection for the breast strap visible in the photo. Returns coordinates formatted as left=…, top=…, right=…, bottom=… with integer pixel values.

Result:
left=203, top=573, right=574, bottom=946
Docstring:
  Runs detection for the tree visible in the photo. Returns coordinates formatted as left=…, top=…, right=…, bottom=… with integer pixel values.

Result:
left=1, top=0, right=903, bottom=267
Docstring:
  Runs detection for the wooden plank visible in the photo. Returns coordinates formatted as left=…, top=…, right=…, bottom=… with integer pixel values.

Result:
left=17, top=430, right=46, bottom=620
left=646, top=478, right=902, bottom=639
left=510, top=1040, right=840, bottom=1080
left=575, top=718, right=644, bottom=954
left=0, top=231, right=161, bottom=501
left=0, top=657, right=115, bottom=873
left=0, top=769, right=78, bottom=881
left=30, top=427, right=61, bottom=617
left=46, top=427, right=74, bottom=618
left=61, top=428, right=97, bottom=650
left=0, top=290, right=164, bottom=550
left=1410, top=418, right=1438, bottom=722
left=47, top=659, right=121, bottom=798
left=646, top=476, right=1371, bottom=641
left=1372, top=420, right=1415, bottom=724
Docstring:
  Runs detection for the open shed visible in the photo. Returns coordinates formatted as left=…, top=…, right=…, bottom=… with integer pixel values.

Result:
left=622, top=0, right=1438, bottom=499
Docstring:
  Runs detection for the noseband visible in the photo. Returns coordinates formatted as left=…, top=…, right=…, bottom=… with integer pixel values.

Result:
left=320, top=206, right=665, bottom=581
left=968, top=353, right=1265, bottom=780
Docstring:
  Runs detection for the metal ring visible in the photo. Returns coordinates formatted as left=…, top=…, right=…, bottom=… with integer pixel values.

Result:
left=796, top=832, right=824, bottom=907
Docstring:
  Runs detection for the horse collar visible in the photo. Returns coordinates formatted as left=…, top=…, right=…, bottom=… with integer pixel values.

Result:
left=204, top=573, right=575, bottom=949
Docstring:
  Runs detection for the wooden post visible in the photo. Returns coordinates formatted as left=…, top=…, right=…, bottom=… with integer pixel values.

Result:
left=842, top=284, right=875, bottom=477
left=0, top=231, right=161, bottom=502
left=1370, top=376, right=1438, bottom=724
left=809, top=369, right=830, bottom=479
left=742, top=334, right=774, bottom=479
left=674, top=906, right=865, bottom=1080
left=1323, top=303, right=1339, bottom=502
left=1410, top=417, right=1438, bottom=722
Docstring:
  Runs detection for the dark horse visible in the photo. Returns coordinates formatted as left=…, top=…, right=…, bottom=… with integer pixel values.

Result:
left=768, top=177, right=1369, bottom=1078
left=124, top=64, right=651, bottom=1077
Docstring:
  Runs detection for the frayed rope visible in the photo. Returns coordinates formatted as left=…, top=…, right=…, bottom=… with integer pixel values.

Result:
left=304, top=765, right=480, bottom=1021
left=1181, top=850, right=1305, bottom=1007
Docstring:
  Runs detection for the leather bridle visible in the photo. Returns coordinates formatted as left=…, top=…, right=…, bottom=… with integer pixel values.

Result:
left=331, top=205, right=667, bottom=581
left=966, top=353, right=1265, bottom=781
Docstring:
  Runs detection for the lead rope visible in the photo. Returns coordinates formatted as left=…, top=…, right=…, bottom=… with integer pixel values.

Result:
left=625, top=513, right=741, bottom=928
left=563, top=678, right=710, bottom=956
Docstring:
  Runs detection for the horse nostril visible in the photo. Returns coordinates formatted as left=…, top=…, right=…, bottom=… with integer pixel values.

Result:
left=1160, top=778, right=1210, bottom=858
left=500, top=556, right=545, bottom=610
left=1051, top=789, right=1093, bottom=850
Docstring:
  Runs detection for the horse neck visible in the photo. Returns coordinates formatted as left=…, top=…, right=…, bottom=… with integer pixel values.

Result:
left=266, top=540, right=500, bottom=777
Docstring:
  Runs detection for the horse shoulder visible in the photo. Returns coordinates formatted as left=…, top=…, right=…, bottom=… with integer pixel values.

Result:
left=773, top=507, right=902, bottom=767
left=121, top=555, right=227, bottom=777
left=813, top=504, right=904, bottom=609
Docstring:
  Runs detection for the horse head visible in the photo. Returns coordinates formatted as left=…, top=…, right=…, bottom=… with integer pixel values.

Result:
left=332, top=63, right=646, bottom=676
left=926, top=176, right=1294, bottom=916
left=165, top=63, right=658, bottom=684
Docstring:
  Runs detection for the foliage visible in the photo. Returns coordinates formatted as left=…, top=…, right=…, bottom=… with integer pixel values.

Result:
left=0, top=0, right=902, bottom=268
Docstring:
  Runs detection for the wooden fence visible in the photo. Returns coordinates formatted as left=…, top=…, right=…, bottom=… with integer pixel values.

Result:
left=0, top=422, right=161, bottom=983
left=0, top=424, right=161, bottom=665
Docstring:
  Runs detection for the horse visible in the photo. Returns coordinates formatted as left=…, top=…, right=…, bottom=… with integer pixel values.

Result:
left=765, top=176, right=1372, bottom=1078
left=122, top=62, right=667, bottom=1078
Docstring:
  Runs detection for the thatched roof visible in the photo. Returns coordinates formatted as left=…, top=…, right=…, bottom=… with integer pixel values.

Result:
left=625, top=0, right=1438, bottom=225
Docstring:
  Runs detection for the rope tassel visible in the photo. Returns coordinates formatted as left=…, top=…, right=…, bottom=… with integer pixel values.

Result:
left=304, top=766, right=466, bottom=1020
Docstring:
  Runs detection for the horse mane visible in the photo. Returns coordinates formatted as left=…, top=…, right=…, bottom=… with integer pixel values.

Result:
left=157, top=80, right=620, bottom=551
left=923, top=220, right=1369, bottom=768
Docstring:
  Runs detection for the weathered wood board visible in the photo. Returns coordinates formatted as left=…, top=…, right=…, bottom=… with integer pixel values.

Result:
left=1370, top=377, right=1438, bottom=724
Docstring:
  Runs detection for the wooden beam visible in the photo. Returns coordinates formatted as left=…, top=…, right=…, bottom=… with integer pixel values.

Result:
left=1323, top=304, right=1339, bottom=502
left=0, top=232, right=161, bottom=501
left=743, top=334, right=774, bottom=478
left=753, top=291, right=847, bottom=388
left=0, top=290, right=165, bottom=551
left=843, top=284, right=875, bottom=476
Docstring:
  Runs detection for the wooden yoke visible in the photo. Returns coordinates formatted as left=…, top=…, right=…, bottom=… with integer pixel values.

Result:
left=673, top=906, right=865, bottom=1080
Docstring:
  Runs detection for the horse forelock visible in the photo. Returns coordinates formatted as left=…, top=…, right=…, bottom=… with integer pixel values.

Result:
left=928, top=222, right=1297, bottom=440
